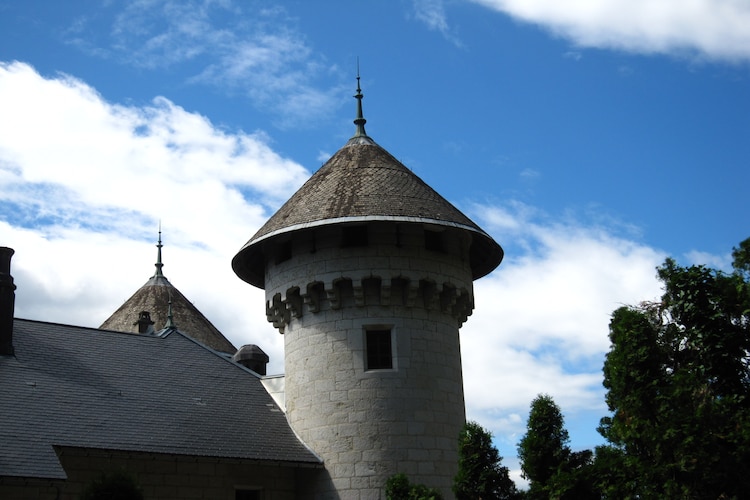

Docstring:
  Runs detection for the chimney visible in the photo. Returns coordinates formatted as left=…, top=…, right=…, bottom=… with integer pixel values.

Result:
left=134, top=311, right=155, bottom=334
left=232, top=344, right=270, bottom=375
left=0, top=247, right=16, bottom=356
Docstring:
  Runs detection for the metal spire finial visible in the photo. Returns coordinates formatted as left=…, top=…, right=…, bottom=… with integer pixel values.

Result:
left=153, top=224, right=164, bottom=278
left=164, top=294, right=176, bottom=329
left=353, top=60, right=368, bottom=138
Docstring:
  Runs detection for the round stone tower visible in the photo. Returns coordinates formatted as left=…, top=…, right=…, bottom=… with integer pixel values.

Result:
left=232, top=78, right=503, bottom=498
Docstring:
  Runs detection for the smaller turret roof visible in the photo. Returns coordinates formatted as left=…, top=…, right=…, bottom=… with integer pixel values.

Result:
left=100, top=233, right=236, bottom=354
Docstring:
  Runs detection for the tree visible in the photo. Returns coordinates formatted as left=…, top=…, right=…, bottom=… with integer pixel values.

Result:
left=599, top=238, right=750, bottom=498
left=732, top=237, right=750, bottom=276
left=517, top=394, right=569, bottom=498
left=385, top=474, right=443, bottom=500
left=453, top=421, right=519, bottom=500
left=79, top=470, right=143, bottom=500
left=517, top=395, right=597, bottom=499
left=588, top=445, right=630, bottom=499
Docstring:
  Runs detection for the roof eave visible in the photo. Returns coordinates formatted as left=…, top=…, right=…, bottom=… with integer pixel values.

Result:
left=231, top=216, right=503, bottom=288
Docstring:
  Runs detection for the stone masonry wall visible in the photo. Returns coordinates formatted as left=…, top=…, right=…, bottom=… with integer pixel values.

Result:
left=266, top=223, right=475, bottom=499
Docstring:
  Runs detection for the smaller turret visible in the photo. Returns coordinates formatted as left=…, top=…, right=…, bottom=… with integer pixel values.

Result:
left=101, top=232, right=236, bottom=353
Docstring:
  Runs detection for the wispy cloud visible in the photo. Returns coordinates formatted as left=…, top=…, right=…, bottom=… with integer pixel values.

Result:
left=411, top=0, right=464, bottom=47
left=63, top=0, right=344, bottom=128
left=519, top=167, right=540, bottom=180
left=471, top=0, right=750, bottom=63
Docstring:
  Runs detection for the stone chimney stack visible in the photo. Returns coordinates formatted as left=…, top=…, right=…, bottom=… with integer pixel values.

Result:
left=232, top=344, right=269, bottom=375
left=0, top=247, right=16, bottom=356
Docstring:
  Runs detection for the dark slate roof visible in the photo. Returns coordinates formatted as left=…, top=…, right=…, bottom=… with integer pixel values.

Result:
left=232, top=139, right=504, bottom=288
left=0, top=319, right=320, bottom=480
left=100, top=274, right=237, bottom=355
left=251, top=140, right=483, bottom=238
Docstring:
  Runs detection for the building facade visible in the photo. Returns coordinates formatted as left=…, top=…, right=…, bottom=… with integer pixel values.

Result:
left=0, top=79, right=503, bottom=500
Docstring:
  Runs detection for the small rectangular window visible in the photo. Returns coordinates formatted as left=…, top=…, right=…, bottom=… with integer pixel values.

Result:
left=366, top=329, right=393, bottom=370
left=236, top=489, right=261, bottom=500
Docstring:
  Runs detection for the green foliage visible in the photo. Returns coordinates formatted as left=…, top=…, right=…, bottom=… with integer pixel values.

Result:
left=518, top=394, right=597, bottom=499
left=79, top=470, right=143, bottom=500
left=385, top=473, right=443, bottom=500
left=546, top=449, right=598, bottom=500
left=732, top=237, right=750, bottom=276
left=599, top=238, right=750, bottom=498
left=518, top=394, right=569, bottom=489
left=589, top=445, right=633, bottom=499
left=453, top=421, right=519, bottom=500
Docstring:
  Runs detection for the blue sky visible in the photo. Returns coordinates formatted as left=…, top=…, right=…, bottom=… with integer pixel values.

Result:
left=1, top=0, right=748, bottom=486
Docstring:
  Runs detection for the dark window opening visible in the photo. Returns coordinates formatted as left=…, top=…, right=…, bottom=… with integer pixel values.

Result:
left=342, top=225, right=368, bottom=247
left=236, top=490, right=261, bottom=500
left=425, top=229, right=444, bottom=253
left=366, top=329, right=393, bottom=370
left=274, top=240, right=292, bottom=264
left=391, top=277, right=409, bottom=306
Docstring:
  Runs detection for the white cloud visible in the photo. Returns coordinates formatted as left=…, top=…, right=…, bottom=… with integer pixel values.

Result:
left=684, top=249, right=733, bottom=270
left=0, top=61, right=308, bottom=373
left=471, top=0, right=750, bottom=63
left=0, top=61, right=308, bottom=226
left=461, top=201, right=666, bottom=452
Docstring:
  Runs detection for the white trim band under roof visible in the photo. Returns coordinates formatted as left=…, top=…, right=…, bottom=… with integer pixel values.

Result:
left=245, top=215, right=494, bottom=248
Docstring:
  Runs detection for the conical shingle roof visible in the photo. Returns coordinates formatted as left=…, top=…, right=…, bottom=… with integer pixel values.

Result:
left=100, top=236, right=236, bottom=354
left=232, top=79, right=503, bottom=288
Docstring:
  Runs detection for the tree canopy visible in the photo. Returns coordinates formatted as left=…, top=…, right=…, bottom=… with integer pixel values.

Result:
left=517, top=394, right=597, bottom=499
left=598, top=237, right=750, bottom=497
left=79, top=470, right=143, bottom=500
left=453, top=421, right=519, bottom=500
left=385, top=474, right=443, bottom=500
left=517, top=394, right=570, bottom=491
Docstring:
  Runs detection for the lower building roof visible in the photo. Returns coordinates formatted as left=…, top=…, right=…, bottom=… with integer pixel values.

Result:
left=0, top=319, right=320, bottom=480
